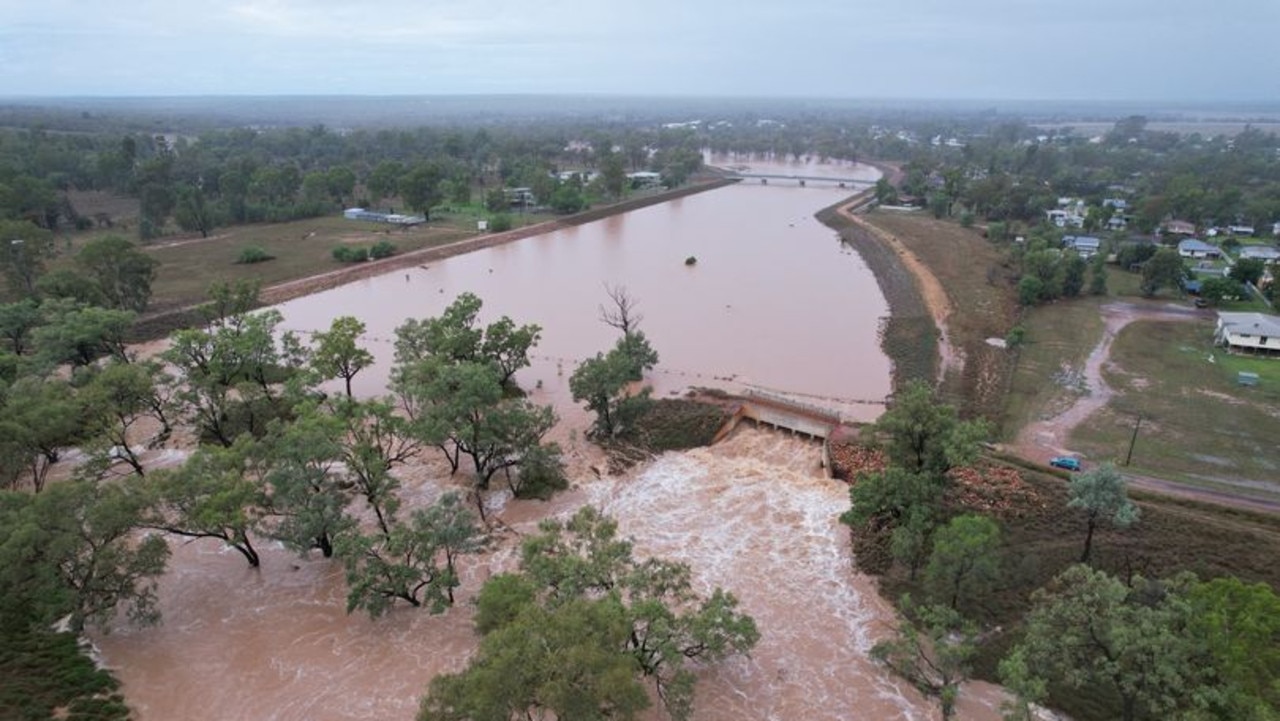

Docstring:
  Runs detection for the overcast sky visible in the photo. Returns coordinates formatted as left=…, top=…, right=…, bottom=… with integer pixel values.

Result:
left=2, top=0, right=1278, bottom=101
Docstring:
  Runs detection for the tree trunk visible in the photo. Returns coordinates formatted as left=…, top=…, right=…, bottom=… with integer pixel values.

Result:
left=1081, top=516, right=1097, bottom=563
left=233, top=533, right=261, bottom=568
left=344, top=374, right=354, bottom=398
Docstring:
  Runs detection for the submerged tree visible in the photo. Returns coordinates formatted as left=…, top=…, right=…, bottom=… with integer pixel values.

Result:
left=872, top=598, right=978, bottom=721
left=420, top=507, right=759, bottom=721
left=254, top=405, right=353, bottom=559
left=339, top=492, right=486, bottom=618
left=135, top=441, right=265, bottom=567
left=310, top=316, right=373, bottom=398
left=569, top=339, right=654, bottom=438
left=0, top=480, right=169, bottom=632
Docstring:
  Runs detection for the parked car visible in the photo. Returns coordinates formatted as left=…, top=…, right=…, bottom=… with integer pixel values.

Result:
left=1049, top=456, right=1082, bottom=472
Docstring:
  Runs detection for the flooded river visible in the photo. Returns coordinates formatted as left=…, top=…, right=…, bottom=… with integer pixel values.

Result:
left=273, top=156, right=891, bottom=421
left=95, top=159, right=1006, bottom=720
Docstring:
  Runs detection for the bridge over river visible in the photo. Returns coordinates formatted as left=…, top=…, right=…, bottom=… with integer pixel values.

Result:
left=726, top=172, right=876, bottom=187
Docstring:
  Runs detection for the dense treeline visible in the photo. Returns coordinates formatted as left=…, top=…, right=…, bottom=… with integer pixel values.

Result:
left=0, top=119, right=706, bottom=251
left=842, top=382, right=1280, bottom=721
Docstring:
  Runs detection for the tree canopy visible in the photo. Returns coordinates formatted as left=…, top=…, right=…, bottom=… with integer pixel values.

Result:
left=419, top=507, right=759, bottom=721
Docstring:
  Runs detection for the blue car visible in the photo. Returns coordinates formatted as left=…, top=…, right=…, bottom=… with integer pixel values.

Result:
left=1049, top=456, right=1081, bottom=472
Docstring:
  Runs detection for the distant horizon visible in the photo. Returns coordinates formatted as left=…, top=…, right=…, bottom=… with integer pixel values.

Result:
left=4, top=94, right=1280, bottom=122
left=3, top=93, right=1280, bottom=107
left=4, top=1, right=1276, bottom=103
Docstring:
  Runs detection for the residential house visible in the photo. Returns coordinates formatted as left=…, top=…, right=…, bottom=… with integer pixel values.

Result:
left=1239, top=246, right=1280, bottom=265
left=1163, top=220, right=1197, bottom=236
left=1178, top=239, right=1222, bottom=259
left=1046, top=209, right=1085, bottom=228
left=627, top=171, right=662, bottom=189
left=342, top=208, right=425, bottom=225
left=1062, top=235, right=1102, bottom=258
left=1228, top=225, right=1256, bottom=236
left=1107, top=215, right=1129, bottom=231
left=1102, top=198, right=1128, bottom=211
left=1215, top=312, right=1280, bottom=356
left=504, top=187, right=536, bottom=207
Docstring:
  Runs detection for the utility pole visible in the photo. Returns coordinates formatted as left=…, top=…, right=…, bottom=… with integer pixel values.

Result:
left=1124, top=412, right=1144, bottom=466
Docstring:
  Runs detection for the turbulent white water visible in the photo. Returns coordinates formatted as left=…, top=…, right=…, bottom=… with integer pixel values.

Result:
left=588, top=430, right=932, bottom=720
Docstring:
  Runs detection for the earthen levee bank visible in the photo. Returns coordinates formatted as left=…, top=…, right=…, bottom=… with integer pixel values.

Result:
left=814, top=186, right=941, bottom=393
left=130, top=178, right=738, bottom=341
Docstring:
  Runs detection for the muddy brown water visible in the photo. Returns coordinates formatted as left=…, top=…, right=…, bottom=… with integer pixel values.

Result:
left=271, top=157, right=891, bottom=421
left=95, top=159, right=1007, bottom=720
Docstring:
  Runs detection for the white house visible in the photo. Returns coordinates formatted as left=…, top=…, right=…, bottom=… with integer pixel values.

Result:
left=1062, top=235, right=1102, bottom=258
left=1239, top=246, right=1280, bottom=265
left=1178, top=239, right=1222, bottom=259
left=1046, top=209, right=1085, bottom=228
left=1215, top=312, right=1280, bottom=355
left=627, top=171, right=662, bottom=188
left=1228, top=225, right=1256, bottom=236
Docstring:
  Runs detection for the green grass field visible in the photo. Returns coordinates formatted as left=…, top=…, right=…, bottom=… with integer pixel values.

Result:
left=55, top=204, right=562, bottom=312
left=1068, top=320, right=1280, bottom=497
left=1001, top=298, right=1106, bottom=438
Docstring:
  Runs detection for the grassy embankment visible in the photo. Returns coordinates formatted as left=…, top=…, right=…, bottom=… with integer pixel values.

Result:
left=856, top=210, right=1021, bottom=419
left=815, top=203, right=939, bottom=393
left=57, top=200, right=552, bottom=313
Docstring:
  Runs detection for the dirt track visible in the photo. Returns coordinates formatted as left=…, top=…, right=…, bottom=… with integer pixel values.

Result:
left=1010, top=300, right=1280, bottom=515
left=834, top=200, right=960, bottom=377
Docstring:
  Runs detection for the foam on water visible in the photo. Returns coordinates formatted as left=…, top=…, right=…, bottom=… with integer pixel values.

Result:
left=586, top=428, right=940, bottom=720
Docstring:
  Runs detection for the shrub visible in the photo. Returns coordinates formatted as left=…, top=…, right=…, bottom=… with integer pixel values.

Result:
left=489, top=214, right=513, bottom=232
left=960, top=211, right=975, bottom=228
left=235, top=245, right=275, bottom=264
left=331, top=246, right=369, bottom=263
left=369, top=240, right=396, bottom=259
left=1005, top=325, right=1027, bottom=348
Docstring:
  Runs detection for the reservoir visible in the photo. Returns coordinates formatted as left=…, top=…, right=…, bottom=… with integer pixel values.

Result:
left=95, top=159, right=1006, bottom=720
left=274, top=156, right=892, bottom=421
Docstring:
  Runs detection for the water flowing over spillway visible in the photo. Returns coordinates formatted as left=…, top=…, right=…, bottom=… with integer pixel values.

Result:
left=95, top=159, right=1005, bottom=719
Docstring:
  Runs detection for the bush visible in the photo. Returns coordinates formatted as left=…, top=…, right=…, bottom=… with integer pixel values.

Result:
left=489, top=214, right=513, bottom=232
left=369, top=240, right=396, bottom=259
left=1005, top=325, right=1027, bottom=348
left=331, top=246, right=369, bottom=263
left=960, top=211, right=975, bottom=228
left=235, top=245, right=275, bottom=264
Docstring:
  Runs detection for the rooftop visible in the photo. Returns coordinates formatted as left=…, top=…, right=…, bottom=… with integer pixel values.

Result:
left=1239, top=246, right=1280, bottom=260
left=1178, top=238, right=1220, bottom=252
left=1218, top=312, right=1280, bottom=337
